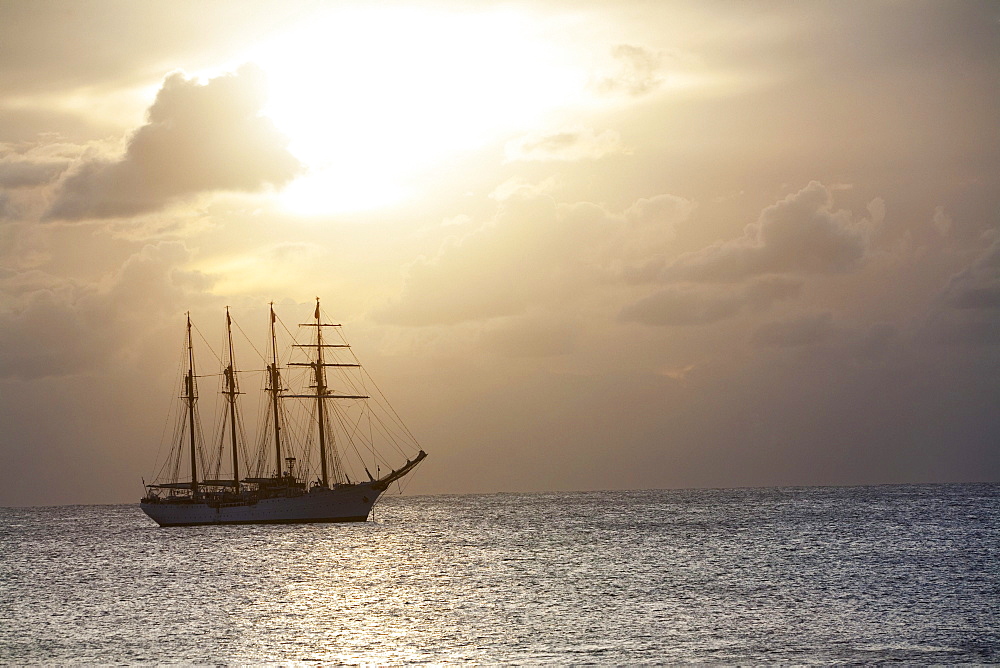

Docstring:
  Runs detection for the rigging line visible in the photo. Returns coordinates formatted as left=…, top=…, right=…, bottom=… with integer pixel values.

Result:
left=159, top=325, right=200, bottom=484
left=231, top=315, right=267, bottom=364
left=207, top=367, right=227, bottom=473
left=361, top=367, right=422, bottom=448
left=158, top=416, right=177, bottom=483
left=329, top=405, right=361, bottom=483
left=149, top=342, right=187, bottom=484
left=367, top=412, right=414, bottom=460
left=152, top=409, right=177, bottom=484
left=251, top=370, right=273, bottom=477
left=395, top=461, right=422, bottom=495
left=292, top=398, right=320, bottom=483
left=162, top=382, right=186, bottom=486
left=360, top=367, right=378, bottom=474
left=209, top=376, right=228, bottom=478
left=337, top=401, right=367, bottom=444
left=330, top=402, right=372, bottom=481
left=376, top=419, right=419, bottom=459
left=169, top=424, right=184, bottom=489
left=195, top=407, right=210, bottom=485
left=273, top=308, right=298, bottom=361
left=365, top=399, right=410, bottom=438
left=236, top=408, right=253, bottom=479
left=163, top=355, right=190, bottom=485
left=361, top=415, right=405, bottom=466
left=345, top=412, right=400, bottom=471
left=191, top=320, right=223, bottom=367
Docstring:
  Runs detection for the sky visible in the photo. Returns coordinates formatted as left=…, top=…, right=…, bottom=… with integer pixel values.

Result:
left=1, top=0, right=998, bottom=506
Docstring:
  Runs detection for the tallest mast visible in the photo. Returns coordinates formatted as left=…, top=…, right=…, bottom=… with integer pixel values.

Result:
left=314, top=299, right=330, bottom=488
left=185, top=313, right=199, bottom=498
left=224, top=307, right=241, bottom=493
left=285, top=299, right=368, bottom=488
left=267, top=303, right=283, bottom=478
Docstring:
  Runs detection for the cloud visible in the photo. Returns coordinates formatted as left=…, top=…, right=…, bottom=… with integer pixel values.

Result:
left=624, top=194, right=694, bottom=228
left=375, top=186, right=692, bottom=326
left=853, top=322, right=900, bottom=360
left=44, top=65, right=301, bottom=220
left=505, top=127, right=630, bottom=162
left=665, top=181, right=869, bottom=282
left=0, top=241, right=211, bottom=378
left=375, top=190, right=593, bottom=325
left=593, top=44, right=664, bottom=97
left=481, top=311, right=579, bottom=358
left=619, top=287, right=741, bottom=327
left=751, top=312, right=837, bottom=348
left=743, top=274, right=804, bottom=308
left=921, top=236, right=1000, bottom=347
left=0, top=142, right=81, bottom=219
left=0, top=222, right=49, bottom=269
left=0, top=151, right=71, bottom=189
left=932, top=206, right=953, bottom=239
left=942, top=237, right=1000, bottom=311
left=749, top=311, right=899, bottom=356
left=265, top=241, right=324, bottom=263
left=619, top=276, right=801, bottom=327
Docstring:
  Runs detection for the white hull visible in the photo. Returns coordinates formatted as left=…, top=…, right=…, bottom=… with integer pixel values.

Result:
left=140, top=483, right=382, bottom=527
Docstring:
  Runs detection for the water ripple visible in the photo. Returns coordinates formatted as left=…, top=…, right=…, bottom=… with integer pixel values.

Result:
left=1, top=484, right=998, bottom=664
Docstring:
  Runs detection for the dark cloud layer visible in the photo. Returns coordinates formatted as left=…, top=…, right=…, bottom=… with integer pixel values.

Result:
left=0, top=154, right=70, bottom=189
left=751, top=312, right=836, bottom=348
left=619, top=276, right=802, bottom=327
left=921, top=237, right=1000, bottom=348
left=45, top=66, right=301, bottom=220
left=943, top=238, right=1000, bottom=311
left=0, top=242, right=209, bottom=378
left=376, top=185, right=690, bottom=326
left=666, top=182, right=868, bottom=282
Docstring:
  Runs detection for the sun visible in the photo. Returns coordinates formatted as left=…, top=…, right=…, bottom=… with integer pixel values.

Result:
left=240, top=6, right=586, bottom=214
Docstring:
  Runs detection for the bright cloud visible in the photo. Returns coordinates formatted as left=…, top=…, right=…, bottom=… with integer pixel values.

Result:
left=505, top=127, right=630, bottom=162
left=593, top=44, right=665, bottom=97
left=45, top=66, right=301, bottom=220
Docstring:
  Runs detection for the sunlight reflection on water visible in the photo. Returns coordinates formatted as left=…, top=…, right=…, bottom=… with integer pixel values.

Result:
left=1, top=485, right=998, bottom=664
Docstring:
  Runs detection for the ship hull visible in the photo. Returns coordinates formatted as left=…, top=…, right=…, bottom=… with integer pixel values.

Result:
left=140, top=483, right=383, bottom=527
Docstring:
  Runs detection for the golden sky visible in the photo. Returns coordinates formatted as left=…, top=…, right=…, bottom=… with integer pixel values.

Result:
left=1, top=0, right=998, bottom=505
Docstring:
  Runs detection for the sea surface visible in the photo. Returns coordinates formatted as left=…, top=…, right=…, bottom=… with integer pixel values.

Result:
left=1, top=484, right=998, bottom=665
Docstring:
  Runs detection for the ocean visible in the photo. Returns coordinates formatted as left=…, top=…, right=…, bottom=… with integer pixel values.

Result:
left=1, top=484, right=997, bottom=665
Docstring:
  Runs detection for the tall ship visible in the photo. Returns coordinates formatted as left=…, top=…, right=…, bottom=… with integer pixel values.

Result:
left=140, top=299, right=426, bottom=527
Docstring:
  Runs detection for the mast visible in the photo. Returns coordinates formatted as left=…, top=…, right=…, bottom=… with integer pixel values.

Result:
left=267, top=303, right=283, bottom=478
left=283, top=299, right=369, bottom=488
left=314, top=299, right=330, bottom=488
left=185, top=313, right=199, bottom=498
left=224, top=307, right=240, bottom=493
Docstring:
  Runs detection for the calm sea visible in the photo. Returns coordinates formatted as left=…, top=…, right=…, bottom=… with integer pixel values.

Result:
left=1, top=484, right=997, bottom=665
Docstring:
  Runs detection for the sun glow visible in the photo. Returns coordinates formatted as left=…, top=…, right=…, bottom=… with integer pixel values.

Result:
left=245, top=7, right=586, bottom=214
